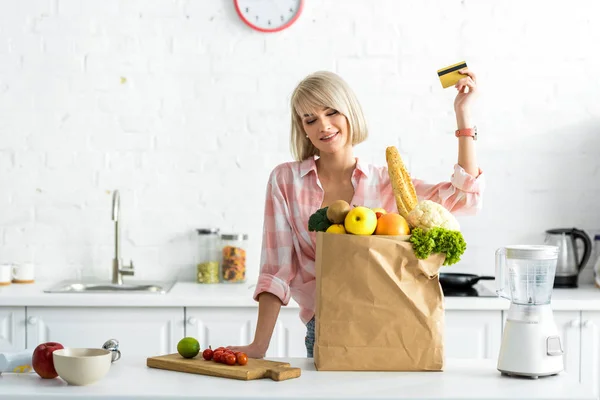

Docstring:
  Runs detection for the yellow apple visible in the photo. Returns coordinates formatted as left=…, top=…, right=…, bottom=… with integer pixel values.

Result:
left=326, top=224, right=346, bottom=234
left=344, top=206, right=378, bottom=235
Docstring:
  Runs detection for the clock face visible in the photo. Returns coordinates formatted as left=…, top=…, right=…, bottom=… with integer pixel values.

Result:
left=234, top=0, right=304, bottom=33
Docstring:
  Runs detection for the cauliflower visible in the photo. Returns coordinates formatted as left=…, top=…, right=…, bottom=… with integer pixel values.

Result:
left=406, top=200, right=460, bottom=232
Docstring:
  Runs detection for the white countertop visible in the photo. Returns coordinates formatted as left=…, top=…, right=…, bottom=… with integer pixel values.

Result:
left=1, top=280, right=600, bottom=311
left=0, top=357, right=596, bottom=400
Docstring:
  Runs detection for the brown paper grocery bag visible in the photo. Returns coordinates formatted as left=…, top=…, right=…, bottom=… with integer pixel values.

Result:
left=314, top=231, right=446, bottom=371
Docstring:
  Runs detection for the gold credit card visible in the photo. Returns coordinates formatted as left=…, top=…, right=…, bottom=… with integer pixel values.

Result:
left=437, top=61, right=467, bottom=88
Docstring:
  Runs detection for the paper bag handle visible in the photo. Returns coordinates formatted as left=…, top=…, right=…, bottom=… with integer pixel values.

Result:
left=495, top=247, right=510, bottom=300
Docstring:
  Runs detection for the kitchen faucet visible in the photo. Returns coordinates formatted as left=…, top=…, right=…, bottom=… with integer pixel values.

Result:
left=112, top=190, right=134, bottom=284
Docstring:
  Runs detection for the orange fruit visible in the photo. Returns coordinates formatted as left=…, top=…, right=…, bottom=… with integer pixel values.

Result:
left=374, top=213, right=410, bottom=236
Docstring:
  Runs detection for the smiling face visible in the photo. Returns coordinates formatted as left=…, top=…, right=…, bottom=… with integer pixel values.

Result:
left=301, top=107, right=351, bottom=156
left=289, top=71, right=369, bottom=161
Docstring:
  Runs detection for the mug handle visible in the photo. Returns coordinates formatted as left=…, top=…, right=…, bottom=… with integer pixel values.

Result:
left=11, top=265, right=18, bottom=280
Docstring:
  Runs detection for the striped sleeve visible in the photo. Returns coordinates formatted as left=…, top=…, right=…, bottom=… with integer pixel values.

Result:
left=252, top=166, right=296, bottom=305
left=413, top=164, right=485, bottom=215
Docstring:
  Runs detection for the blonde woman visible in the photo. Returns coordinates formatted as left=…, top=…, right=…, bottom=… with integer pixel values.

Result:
left=228, top=70, right=484, bottom=358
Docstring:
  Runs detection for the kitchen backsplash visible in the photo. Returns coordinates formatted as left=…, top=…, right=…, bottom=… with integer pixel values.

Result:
left=0, top=0, right=599, bottom=284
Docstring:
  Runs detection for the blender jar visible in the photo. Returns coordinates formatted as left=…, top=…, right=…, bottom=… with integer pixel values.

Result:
left=495, top=245, right=559, bottom=305
left=220, top=233, right=248, bottom=283
left=196, top=228, right=220, bottom=284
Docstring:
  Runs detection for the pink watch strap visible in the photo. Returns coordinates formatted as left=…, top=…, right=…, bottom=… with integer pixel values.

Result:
left=455, top=126, right=477, bottom=140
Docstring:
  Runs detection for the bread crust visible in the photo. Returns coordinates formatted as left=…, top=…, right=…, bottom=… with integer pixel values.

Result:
left=385, top=146, right=418, bottom=219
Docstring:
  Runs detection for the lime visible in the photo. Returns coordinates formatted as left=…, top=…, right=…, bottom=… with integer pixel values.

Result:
left=177, top=337, right=200, bottom=358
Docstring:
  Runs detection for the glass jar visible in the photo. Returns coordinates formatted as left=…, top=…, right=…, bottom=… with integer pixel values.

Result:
left=220, top=233, right=248, bottom=283
left=196, top=228, right=220, bottom=284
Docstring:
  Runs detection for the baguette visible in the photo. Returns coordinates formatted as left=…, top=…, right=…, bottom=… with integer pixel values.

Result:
left=385, top=146, right=418, bottom=219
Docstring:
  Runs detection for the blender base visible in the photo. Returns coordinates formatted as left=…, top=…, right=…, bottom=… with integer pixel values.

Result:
left=497, top=304, right=564, bottom=379
left=499, top=369, right=562, bottom=380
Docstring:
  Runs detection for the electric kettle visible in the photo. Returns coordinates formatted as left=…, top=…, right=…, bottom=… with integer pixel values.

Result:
left=544, top=228, right=592, bottom=288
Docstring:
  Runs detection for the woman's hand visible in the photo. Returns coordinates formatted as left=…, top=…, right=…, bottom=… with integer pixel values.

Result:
left=226, top=342, right=267, bottom=359
left=453, top=68, right=478, bottom=114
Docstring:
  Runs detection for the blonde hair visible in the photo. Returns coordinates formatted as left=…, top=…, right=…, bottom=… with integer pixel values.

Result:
left=290, top=71, right=368, bottom=161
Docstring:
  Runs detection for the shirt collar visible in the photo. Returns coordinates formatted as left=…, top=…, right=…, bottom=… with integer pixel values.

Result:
left=299, top=156, right=369, bottom=178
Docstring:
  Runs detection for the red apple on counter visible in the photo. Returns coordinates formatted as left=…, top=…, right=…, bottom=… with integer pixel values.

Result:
left=32, top=342, right=64, bottom=379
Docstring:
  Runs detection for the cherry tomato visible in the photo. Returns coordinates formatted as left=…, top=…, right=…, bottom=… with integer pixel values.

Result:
left=202, top=348, right=213, bottom=361
left=236, top=352, right=248, bottom=366
left=223, top=353, right=236, bottom=365
left=214, top=347, right=226, bottom=352
left=213, top=350, right=224, bottom=363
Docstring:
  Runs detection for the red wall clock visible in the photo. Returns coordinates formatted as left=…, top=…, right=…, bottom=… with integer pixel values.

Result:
left=234, top=0, right=304, bottom=33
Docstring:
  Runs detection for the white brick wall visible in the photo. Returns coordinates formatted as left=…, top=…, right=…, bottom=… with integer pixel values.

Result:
left=1, top=0, right=599, bottom=285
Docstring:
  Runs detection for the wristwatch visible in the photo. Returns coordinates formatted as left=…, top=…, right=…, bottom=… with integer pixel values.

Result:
left=455, top=126, right=477, bottom=140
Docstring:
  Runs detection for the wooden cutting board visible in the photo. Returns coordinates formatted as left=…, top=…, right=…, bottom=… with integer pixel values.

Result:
left=146, top=353, right=301, bottom=381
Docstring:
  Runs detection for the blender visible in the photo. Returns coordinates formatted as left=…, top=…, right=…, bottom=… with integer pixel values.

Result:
left=495, top=245, right=564, bottom=378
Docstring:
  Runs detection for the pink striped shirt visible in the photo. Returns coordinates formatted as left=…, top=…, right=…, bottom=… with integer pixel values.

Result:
left=252, top=157, right=485, bottom=325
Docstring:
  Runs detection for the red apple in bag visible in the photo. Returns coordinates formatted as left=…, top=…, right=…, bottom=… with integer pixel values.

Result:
left=32, top=342, right=64, bottom=379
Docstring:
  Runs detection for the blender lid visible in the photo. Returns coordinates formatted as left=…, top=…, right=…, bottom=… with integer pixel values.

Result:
left=505, top=245, right=559, bottom=260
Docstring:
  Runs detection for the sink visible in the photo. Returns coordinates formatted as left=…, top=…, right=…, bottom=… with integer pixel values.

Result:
left=44, top=280, right=176, bottom=294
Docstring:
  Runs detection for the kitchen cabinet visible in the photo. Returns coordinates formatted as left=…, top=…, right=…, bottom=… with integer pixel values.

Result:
left=185, top=308, right=504, bottom=360
left=184, top=307, right=307, bottom=358
left=552, top=311, right=582, bottom=377
left=271, top=307, right=309, bottom=357
left=580, top=311, right=600, bottom=397
left=444, top=310, right=502, bottom=359
left=1, top=302, right=596, bottom=391
left=0, top=307, right=26, bottom=352
left=184, top=308, right=254, bottom=352
left=502, top=310, right=581, bottom=377
left=26, top=307, right=183, bottom=357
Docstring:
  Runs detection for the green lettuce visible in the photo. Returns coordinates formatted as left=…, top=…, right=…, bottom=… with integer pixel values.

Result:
left=409, top=227, right=467, bottom=266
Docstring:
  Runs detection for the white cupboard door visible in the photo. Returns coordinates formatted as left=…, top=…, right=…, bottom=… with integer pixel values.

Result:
left=185, top=307, right=307, bottom=358
left=185, top=308, right=254, bottom=352
left=580, top=311, right=600, bottom=397
left=269, top=307, right=307, bottom=358
left=0, top=307, right=26, bottom=352
left=502, top=310, right=581, bottom=377
left=445, top=311, right=502, bottom=359
left=26, top=307, right=183, bottom=357
left=551, top=311, right=581, bottom=378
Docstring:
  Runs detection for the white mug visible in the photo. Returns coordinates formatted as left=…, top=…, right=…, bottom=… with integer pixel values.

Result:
left=12, top=263, right=35, bottom=284
left=0, top=264, right=12, bottom=286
